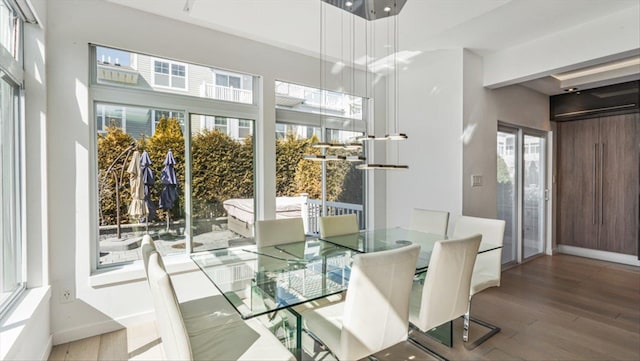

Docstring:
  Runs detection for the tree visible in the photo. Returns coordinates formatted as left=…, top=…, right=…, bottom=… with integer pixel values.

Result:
left=497, top=155, right=511, bottom=184
left=191, top=129, right=254, bottom=218
left=276, top=132, right=315, bottom=196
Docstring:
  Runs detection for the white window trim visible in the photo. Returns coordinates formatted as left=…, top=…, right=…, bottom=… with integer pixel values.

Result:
left=151, top=57, right=188, bottom=91
left=90, top=76, right=259, bottom=273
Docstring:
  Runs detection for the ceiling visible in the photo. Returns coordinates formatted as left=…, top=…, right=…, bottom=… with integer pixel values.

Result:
left=107, top=0, right=640, bottom=95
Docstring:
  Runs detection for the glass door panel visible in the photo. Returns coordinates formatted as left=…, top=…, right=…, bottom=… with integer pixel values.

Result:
left=523, top=134, right=545, bottom=259
left=497, top=128, right=517, bottom=264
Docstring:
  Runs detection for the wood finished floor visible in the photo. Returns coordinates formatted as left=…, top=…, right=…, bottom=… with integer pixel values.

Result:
left=49, top=254, right=640, bottom=361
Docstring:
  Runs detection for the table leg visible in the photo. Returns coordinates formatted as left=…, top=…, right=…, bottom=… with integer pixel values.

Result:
left=425, top=320, right=453, bottom=347
left=289, top=308, right=303, bottom=361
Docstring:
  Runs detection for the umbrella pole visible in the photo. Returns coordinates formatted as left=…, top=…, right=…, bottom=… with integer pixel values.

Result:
left=166, top=213, right=170, bottom=233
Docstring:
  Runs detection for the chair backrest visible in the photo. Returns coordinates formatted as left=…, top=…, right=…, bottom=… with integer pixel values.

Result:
left=409, top=208, right=450, bottom=236
left=340, top=244, right=420, bottom=361
left=255, top=218, right=306, bottom=248
left=147, top=252, right=193, bottom=360
left=319, top=214, right=359, bottom=238
left=415, top=235, right=482, bottom=331
left=141, top=234, right=156, bottom=278
left=452, top=216, right=506, bottom=291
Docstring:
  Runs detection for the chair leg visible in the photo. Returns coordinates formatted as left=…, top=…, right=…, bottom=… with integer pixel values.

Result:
left=463, top=310, right=470, bottom=342
left=462, top=313, right=500, bottom=350
left=407, top=336, right=449, bottom=361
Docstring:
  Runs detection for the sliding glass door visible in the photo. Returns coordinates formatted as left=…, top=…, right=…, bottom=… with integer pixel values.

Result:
left=523, top=133, right=546, bottom=260
left=497, top=125, right=547, bottom=264
left=497, top=127, right=517, bottom=265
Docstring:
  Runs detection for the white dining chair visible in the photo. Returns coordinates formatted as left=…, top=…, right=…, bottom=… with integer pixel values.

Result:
left=409, top=208, right=450, bottom=236
left=141, top=234, right=159, bottom=278
left=147, top=251, right=296, bottom=361
left=255, top=218, right=306, bottom=248
left=452, top=215, right=506, bottom=349
left=300, top=244, right=420, bottom=361
left=318, top=214, right=359, bottom=238
left=408, top=235, right=482, bottom=359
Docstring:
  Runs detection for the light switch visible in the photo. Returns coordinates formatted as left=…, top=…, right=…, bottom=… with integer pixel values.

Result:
left=471, top=174, right=483, bottom=187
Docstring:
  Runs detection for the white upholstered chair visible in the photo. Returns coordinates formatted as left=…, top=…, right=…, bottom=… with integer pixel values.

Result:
left=146, top=251, right=296, bottom=361
left=409, top=208, right=450, bottom=236
left=408, top=235, right=482, bottom=358
left=318, top=214, right=359, bottom=238
left=452, top=215, right=506, bottom=349
left=255, top=218, right=306, bottom=248
left=254, top=218, right=307, bottom=344
left=141, top=234, right=159, bottom=277
left=300, top=244, right=420, bottom=361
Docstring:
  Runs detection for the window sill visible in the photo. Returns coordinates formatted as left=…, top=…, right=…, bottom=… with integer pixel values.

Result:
left=0, top=286, right=51, bottom=360
left=90, top=254, right=199, bottom=288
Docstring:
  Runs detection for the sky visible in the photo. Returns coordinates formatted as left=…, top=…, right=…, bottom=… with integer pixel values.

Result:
left=96, top=47, right=131, bottom=66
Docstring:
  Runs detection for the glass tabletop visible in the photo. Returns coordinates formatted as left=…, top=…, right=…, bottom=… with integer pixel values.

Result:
left=190, top=239, right=356, bottom=319
left=320, top=227, right=502, bottom=273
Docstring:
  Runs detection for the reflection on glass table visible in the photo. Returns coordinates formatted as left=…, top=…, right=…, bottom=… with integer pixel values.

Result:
left=191, top=239, right=356, bottom=359
left=320, top=227, right=502, bottom=274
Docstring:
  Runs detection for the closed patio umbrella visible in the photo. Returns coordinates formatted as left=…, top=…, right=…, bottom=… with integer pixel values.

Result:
left=159, top=149, right=178, bottom=232
left=140, top=150, right=155, bottom=228
left=127, top=150, right=148, bottom=220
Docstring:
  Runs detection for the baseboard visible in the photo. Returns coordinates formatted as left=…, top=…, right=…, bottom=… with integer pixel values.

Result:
left=558, top=245, right=640, bottom=267
left=40, top=335, right=53, bottom=361
left=52, top=310, right=155, bottom=345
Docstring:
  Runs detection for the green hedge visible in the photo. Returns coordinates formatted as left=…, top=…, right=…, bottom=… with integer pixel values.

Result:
left=98, top=120, right=363, bottom=226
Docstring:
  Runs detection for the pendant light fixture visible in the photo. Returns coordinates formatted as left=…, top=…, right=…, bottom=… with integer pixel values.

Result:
left=304, top=0, right=366, bottom=163
left=320, top=0, right=409, bottom=170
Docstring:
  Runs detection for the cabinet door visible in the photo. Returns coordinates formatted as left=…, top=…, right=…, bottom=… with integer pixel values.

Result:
left=557, top=119, right=600, bottom=249
left=598, top=113, right=639, bottom=255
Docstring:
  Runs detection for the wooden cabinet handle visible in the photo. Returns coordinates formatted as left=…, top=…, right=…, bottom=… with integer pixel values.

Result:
left=600, top=143, right=604, bottom=225
left=593, top=143, right=597, bottom=225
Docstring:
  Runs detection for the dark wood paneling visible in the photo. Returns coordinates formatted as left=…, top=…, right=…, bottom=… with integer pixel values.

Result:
left=557, top=118, right=600, bottom=249
left=551, top=80, right=639, bottom=121
left=599, top=113, right=640, bottom=254
left=557, top=113, right=639, bottom=255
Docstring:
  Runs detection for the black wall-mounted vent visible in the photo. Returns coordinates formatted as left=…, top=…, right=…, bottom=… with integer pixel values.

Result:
left=550, top=80, right=639, bottom=121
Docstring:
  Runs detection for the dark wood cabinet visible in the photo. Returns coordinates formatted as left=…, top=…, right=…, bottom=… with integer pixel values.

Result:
left=557, top=113, right=639, bottom=255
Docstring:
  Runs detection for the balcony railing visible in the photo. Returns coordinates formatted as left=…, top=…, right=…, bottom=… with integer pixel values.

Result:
left=305, top=199, right=364, bottom=234
left=204, top=83, right=253, bottom=104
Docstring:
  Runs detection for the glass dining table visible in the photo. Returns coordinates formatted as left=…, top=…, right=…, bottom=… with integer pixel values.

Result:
left=190, top=227, right=502, bottom=359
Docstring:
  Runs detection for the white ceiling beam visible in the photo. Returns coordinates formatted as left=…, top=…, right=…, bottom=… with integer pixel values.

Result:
left=483, top=5, right=640, bottom=89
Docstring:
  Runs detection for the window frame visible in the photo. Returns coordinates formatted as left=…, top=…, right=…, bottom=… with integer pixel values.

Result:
left=151, top=57, right=188, bottom=91
left=89, top=45, right=259, bottom=270
left=0, top=0, right=25, bottom=318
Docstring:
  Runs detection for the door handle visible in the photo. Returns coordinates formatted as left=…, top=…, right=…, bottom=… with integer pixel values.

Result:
left=593, top=143, right=597, bottom=225
left=600, top=143, right=604, bottom=225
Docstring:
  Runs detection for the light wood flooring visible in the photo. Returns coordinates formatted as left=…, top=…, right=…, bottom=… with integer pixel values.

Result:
left=49, top=254, right=640, bottom=361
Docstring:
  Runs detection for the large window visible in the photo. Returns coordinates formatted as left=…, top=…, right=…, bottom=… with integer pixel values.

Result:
left=0, top=0, right=24, bottom=316
left=92, top=45, right=258, bottom=267
left=275, top=81, right=363, bottom=120
left=190, top=114, right=255, bottom=248
left=94, top=46, right=253, bottom=104
left=275, top=81, right=366, bottom=233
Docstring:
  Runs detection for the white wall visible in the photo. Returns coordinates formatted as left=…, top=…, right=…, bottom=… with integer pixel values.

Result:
left=385, top=49, right=464, bottom=230
left=384, top=48, right=549, bottom=234
left=484, top=5, right=640, bottom=88
left=46, top=0, right=384, bottom=343
left=462, top=50, right=549, bottom=219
